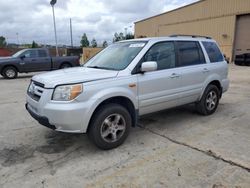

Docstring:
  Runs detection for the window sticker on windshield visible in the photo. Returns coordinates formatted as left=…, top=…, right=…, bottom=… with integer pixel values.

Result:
left=129, top=43, right=145, bottom=48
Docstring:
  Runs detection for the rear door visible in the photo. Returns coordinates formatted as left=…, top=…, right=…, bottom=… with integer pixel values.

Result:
left=137, top=41, right=182, bottom=115
left=36, top=50, right=51, bottom=71
left=175, top=41, right=208, bottom=105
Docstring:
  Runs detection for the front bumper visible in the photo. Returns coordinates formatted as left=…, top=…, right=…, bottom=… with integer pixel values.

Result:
left=26, top=103, right=56, bottom=130
left=26, top=89, right=94, bottom=133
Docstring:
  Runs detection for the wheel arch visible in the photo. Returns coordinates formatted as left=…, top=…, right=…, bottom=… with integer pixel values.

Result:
left=1, top=64, right=19, bottom=74
left=60, top=61, right=72, bottom=68
left=199, top=79, right=222, bottom=100
left=87, top=96, right=138, bottom=133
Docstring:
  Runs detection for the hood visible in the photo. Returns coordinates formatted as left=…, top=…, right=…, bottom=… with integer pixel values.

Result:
left=0, top=56, right=16, bottom=62
left=32, top=67, right=119, bottom=88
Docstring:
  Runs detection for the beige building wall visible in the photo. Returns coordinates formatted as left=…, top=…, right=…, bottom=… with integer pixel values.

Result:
left=135, top=0, right=250, bottom=61
left=82, top=47, right=103, bottom=63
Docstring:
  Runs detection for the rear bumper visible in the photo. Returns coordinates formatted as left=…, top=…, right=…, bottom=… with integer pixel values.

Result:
left=25, top=103, right=56, bottom=130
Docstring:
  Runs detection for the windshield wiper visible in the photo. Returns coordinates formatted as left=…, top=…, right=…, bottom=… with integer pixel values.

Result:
left=86, top=66, right=116, bottom=70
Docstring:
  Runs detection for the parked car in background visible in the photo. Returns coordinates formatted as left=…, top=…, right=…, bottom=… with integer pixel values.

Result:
left=26, top=35, right=229, bottom=150
left=235, top=53, right=250, bottom=66
left=0, top=48, right=80, bottom=79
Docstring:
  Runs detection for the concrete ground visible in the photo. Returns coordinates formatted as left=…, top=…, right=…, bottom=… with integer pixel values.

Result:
left=0, top=65, right=249, bottom=188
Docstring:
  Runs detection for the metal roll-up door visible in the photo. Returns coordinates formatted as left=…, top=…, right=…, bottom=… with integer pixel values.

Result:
left=234, top=14, right=250, bottom=58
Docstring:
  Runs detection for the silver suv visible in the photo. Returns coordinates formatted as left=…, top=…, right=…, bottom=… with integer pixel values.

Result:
left=26, top=35, right=229, bottom=149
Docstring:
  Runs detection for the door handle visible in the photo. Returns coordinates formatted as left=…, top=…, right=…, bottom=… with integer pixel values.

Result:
left=202, top=68, right=210, bottom=73
left=31, top=59, right=36, bottom=61
left=20, top=62, right=25, bottom=65
left=170, top=73, right=180, bottom=78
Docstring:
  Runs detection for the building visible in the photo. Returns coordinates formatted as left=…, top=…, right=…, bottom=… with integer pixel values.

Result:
left=134, top=0, right=250, bottom=62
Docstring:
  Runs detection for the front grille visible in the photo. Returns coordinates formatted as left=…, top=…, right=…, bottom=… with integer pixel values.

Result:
left=28, top=81, right=45, bottom=102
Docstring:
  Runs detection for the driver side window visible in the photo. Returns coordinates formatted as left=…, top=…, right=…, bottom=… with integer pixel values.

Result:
left=22, top=50, right=37, bottom=58
left=144, top=42, right=176, bottom=70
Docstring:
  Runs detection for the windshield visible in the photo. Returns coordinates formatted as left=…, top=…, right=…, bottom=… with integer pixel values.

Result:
left=84, top=41, right=146, bottom=70
left=12, top=49, right=26, bottom=58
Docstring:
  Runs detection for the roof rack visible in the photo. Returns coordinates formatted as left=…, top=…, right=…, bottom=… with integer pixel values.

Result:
left=169, top=34, right=212, bottom=39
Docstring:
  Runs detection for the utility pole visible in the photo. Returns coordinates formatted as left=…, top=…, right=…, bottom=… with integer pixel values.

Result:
left=16, top=33, right=19, bottom=47
left=70, top=18, right=73, bottom=47
left=124, top=27, right=128, bottom=39
left=50, top=0, right=59, bottom=56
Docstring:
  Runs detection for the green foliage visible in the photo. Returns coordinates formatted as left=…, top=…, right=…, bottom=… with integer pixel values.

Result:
left=113, top=32, right=125, bottom=42
left=80, top=33, right=90, bottom=47
left=102, top=40, right=108, bottom=48
left=125, top=33, right=134, bottom=40
left=0, top=36, right=7, bottom=47
left=91, top=38, right=97, bottom=48
left=31, top=41, right=39, bottom=48
left=113, top=32, right=134, bottom=42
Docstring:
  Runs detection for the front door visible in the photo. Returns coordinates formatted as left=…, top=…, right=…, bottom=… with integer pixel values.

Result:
left=137, top=41, right=182, bottom=115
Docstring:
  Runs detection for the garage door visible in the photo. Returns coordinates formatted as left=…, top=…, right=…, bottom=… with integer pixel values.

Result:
left=234, top=14, right=250, bottom=58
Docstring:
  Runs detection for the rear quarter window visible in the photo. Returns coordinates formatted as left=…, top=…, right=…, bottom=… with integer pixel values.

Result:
left=202, top=41, right=224, bottom=63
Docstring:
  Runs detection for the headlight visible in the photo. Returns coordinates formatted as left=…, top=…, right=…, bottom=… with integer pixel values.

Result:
left=52, top=84, right=83, bottom=101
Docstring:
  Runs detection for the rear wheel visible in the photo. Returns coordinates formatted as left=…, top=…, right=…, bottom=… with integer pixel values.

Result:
left=2, top=66, right=18, bottom=79
left=196, top=85, right=220, bottom=115
left=60, top=63, right=72, bottom=69
left=88, top=104, right=131, bottom=150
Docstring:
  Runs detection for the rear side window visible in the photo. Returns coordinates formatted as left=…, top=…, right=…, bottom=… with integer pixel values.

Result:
left=38, top=50, right=48, bottom=57
left=176, top=41, right=205, bottom=67
left=202, top=42, right=224, bottom=63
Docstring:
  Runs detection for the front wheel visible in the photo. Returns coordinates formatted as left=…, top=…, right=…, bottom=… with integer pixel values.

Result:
left=2, top=66, right=18, bottom=79
left=196, top=85, right=220, bottom=115
left=88, top=104, right=131, bottom=150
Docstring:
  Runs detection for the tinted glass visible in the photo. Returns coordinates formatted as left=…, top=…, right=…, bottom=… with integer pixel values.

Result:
left=38, top=50, right=47, bottom=57
left=85, top=42, right=146, bottom=70
left=202, top=41, right=224, bottom=63
left=22, top=50, right=37, bottom=58
left=144, top=42, right=175, bottom=70
left=177, top=41, right=205, bottom=67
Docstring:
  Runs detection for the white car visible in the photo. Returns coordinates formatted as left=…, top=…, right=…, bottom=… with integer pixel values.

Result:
left=26, top=35, right=229, bottom=149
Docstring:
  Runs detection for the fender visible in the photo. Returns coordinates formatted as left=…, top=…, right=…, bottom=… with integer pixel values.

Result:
left=198, top=73, right=222, bottom=101
left=80, top=87, right=138, bottom=132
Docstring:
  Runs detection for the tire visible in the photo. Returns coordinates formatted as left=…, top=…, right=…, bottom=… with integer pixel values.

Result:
left=60, top=63, right=72, bottom=69
left=196, top=85, right=220, bottom=116
left=88, top=104, right=132, bottom=150
left=2, top=66, right=18, bottom=79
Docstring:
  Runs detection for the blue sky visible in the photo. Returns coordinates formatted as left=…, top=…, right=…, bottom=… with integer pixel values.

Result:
left=0, top=0, right=198, bottom=46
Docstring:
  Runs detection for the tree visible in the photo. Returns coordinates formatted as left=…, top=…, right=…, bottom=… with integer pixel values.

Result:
left=113, top=32, right=125, bottom=42
left=31, top=41, right=39, bottom=48
left=80, top=33, right=89, bottom=47
left=125, top=33, right=134, bottom=40
left=113, top=32, right=134, bottom=42
left=91, top=38, right=97, bottom=48
left=0, top=36, right=7, bottom=47
left=102, top=40, right=108, bottom=48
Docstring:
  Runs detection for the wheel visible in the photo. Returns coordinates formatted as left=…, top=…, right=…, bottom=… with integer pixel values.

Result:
left=196, top=85, right=220, bottom=115
left=2, top=66, right=18, bottom=79
left=88, top=104, right=132, bottom=150
left=60, top=63, right=71, bottom=69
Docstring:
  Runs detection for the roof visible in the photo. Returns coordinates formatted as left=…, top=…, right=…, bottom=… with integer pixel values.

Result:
left=135, top=0, right=205, bottom=23
left=119, top=35, right=214, bottom=43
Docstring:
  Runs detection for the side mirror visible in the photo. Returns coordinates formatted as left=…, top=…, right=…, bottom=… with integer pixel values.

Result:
left=20, top=55, right=25, bottom=59
left=140, top=61, right=157, bottom=73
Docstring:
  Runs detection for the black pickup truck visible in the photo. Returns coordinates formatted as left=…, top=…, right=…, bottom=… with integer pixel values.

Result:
left=0, top=48, right=80, bottom=79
